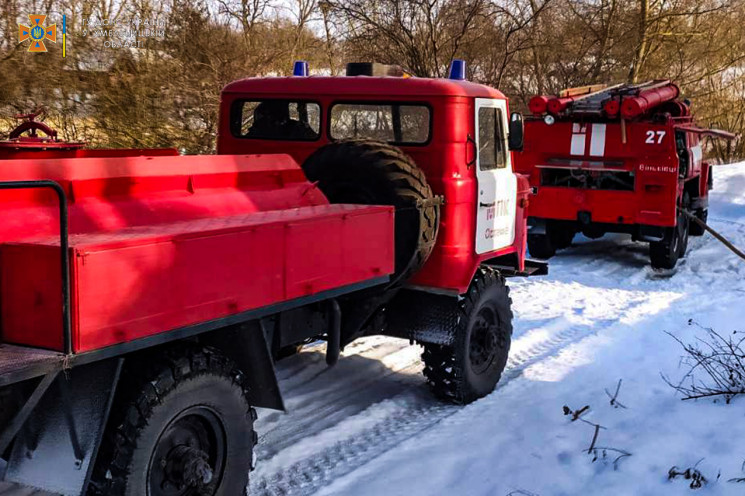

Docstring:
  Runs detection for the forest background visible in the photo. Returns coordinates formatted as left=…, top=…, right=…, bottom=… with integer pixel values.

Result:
left=1, top=0, right=743, bottom=160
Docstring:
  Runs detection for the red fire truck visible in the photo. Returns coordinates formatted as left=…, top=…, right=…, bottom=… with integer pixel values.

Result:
left=515, top=81, right=735, bottom=269
left=0, top=61, right=542, bottom=495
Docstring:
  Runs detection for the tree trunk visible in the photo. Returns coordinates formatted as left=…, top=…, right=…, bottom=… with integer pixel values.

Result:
left=628, top=0, right=649, bottom=83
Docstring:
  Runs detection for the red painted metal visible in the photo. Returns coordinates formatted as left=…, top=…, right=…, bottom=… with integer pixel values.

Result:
left=1, top=112, right=178, bottom=160
left=516, top=119, right=684, bottom=227
left=2, top=205, right=393, bottom=352
left=0, top=147, right=179, bottom=160
left=529, top=95, right=550, bottom=115
left=0, top=111, right=86, bottom=155
left=515, top=82, right=735, bottom=244
left=0, top=153, right=397, bottom=352
left=0, top=72, right=529, bottom=353
left=620, top=83, right=680, bottom=119
left=603, top=99, right=620, bottom=117
left=546, top=97, right=574, bottom=115
left=0, top=154, right=328, bottom=243
left=218, top=76, right=525, bottom=293
left=221, top=76, right=507, bottom=99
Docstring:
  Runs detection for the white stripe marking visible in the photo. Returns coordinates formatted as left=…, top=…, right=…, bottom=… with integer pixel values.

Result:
left=589, top=124, right=606, bottom=157
left=570, top=133, right=585, bottom=155
left=690, top=144, right=703, bottom=165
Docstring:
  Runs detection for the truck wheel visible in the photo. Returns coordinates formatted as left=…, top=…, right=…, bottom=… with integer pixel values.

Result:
left=550, top=226, right=575, bottom=250
left=650, top=210, right=687, bottom=269
left=302, top=140, right=439, bottom=283
left=528, top=233, right=555, bottom=259
left=89, top=347, right=256, bottom=496
left=421, top=267, right=513, bottom=404
left=689, top=208, right=708, bottom=236
left=677, top=211, right=690, bottom=258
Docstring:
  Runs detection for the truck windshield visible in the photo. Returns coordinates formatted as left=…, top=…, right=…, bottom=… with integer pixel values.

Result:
left=231, top=100, right=321, bottom=141
left=329, top=103, right=430, bottom=144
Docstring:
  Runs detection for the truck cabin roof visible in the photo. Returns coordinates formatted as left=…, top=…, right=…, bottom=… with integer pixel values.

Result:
left=221, top=76, right=507, bottom=100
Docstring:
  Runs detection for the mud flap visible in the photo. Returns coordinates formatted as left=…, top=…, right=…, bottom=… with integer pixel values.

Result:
left=384, top=289, right=460, bottom=346
left=4, top=359, right=121, bottom=496
left=202, top=321, right=285, bottom=411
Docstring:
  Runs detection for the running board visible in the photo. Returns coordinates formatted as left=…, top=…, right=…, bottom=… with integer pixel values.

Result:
left=485, top=259, right=549, bottom=277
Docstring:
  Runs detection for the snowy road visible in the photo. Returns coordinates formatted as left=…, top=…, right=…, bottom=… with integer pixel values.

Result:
left=253, top=163, right=745, bottom=496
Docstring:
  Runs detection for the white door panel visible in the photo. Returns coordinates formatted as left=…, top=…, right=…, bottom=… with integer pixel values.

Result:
left=475, top=98, right=517, bottom=254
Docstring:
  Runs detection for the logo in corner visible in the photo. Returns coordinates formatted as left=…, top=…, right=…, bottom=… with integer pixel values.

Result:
left=18, top=15, right=57, bottom=52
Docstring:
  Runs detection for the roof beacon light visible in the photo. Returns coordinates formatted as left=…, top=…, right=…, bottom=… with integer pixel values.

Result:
left=448, top=59, right=466, bottom=81
left=293, top=60, right=309, bottom=77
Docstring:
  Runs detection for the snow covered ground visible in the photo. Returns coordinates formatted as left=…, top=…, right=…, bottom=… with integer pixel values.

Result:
left=252, top=162, right=745, bottom=496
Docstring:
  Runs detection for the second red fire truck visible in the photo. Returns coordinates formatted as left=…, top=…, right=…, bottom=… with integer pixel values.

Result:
left=515, top=81, right=735, bottom=269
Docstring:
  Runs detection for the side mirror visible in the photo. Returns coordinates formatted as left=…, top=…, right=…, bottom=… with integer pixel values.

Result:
left=508, top=112, right=524, bottom=151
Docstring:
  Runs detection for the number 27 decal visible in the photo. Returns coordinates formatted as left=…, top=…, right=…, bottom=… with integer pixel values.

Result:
left=645, top=130, right=666, bottom=144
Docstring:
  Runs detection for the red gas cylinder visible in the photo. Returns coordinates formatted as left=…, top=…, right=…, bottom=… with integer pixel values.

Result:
left=546, top=97, right=574, bottom=115
left=529, top=95, right=550, bottom=115
left=603, top=99, right=620, bottom=117
left=620, top=84, right=680, bottom=119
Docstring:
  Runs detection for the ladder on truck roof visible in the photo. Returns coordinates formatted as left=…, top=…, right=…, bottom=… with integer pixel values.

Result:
left=560, top=80, right=671, bottom=115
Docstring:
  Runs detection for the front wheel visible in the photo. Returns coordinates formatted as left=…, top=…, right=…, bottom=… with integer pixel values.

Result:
left=422, top=267, right=513, bottom=404
left=89, top=347, right=256, bottom=496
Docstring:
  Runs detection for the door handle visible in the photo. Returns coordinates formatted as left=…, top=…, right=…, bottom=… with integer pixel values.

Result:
left=480, top=201, right=495, bottom=208
left=466, top=134, right=477, bottom=168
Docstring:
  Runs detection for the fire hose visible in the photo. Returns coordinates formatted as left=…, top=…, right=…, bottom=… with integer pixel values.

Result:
left=680, top=209, right=745, bottom=261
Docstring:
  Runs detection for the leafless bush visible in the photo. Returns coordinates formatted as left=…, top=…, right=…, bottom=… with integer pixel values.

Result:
left=605, top=378, right=628, bottom=409
left=662, top=320, right=745, bottom=403
left=668, top=459, right=717, bottom=489
left=563, top=403, right=631, bottom=470
left=668, top=466, right=708, bottom=489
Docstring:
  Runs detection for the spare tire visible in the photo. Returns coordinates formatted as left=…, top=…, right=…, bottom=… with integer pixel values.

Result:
left=302, top=140, right=439, bottom=284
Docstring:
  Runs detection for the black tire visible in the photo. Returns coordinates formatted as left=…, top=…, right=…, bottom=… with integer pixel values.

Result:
left=650, top=210, right=687, bottom=269
left=678, top=211, right=690, bottom=258
left=421, top=267, right=513, bottom=404
left=549, top=225, right=575, bottom=250
left=689, top=208, right=708, bottom=236
left=89, top=346, right=256, bottom=496
left=528, top=233, right=555, bottom=259
left=302, top=140, right=439, bottom=283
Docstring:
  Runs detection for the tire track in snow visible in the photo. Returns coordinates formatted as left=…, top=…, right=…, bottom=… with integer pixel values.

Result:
left=250, top=309, right=629, bottom=496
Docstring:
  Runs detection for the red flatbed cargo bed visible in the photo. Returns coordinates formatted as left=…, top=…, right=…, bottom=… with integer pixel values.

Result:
left=1, top=204, right=394, bottom=353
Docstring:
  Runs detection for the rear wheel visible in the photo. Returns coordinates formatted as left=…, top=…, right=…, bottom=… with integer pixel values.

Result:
left=689, top=208, right=708, bottom=236
left=302, top=140, right=439, bottom=284
left=421, top=267, right=513, bottom=404
left=89, top=346, right=256, bottom=496
left=650, top=210, right=688, bottom=269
